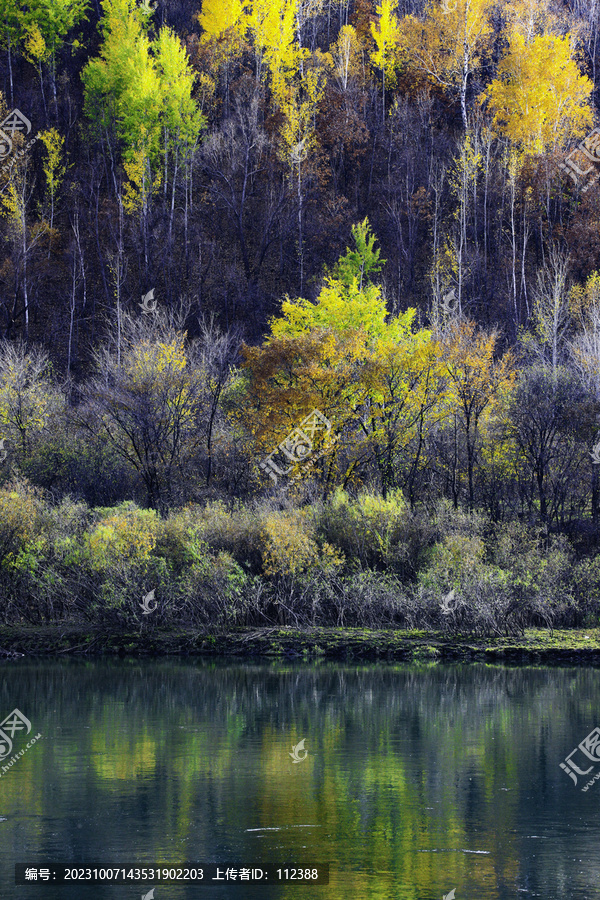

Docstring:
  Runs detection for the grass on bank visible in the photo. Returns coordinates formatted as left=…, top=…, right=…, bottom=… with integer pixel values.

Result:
left=2, top=625, right=600, bottom=661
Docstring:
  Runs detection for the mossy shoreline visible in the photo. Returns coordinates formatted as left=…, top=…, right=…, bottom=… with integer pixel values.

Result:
left=1, top=625, right=600, bottom=665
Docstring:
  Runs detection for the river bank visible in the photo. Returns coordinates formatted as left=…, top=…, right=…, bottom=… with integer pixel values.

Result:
left=1, top=624, right=600, bottom=664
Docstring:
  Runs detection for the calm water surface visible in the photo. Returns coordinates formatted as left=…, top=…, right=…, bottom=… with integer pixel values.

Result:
left=1, top=658, right=600, bottom=899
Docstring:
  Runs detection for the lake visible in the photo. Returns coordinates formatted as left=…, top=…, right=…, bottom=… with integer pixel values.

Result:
left=1, top=658, right=600, bottom=899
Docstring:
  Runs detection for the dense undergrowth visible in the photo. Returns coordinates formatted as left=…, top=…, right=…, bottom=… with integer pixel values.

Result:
left=2, top=475, right=599, bottom=637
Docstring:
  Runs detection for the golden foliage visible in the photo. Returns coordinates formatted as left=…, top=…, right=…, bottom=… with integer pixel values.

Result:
left=38, top=128, right=66, bottom=198
left=483, top=32, right=593, bottom=153
left=398, top=0, right=495, bottom=118
left=570, top=271, right=600, bottom=327
left=85, top=506, right=159, bottom=571
left=0, top=478, right=43, bottom=568
left=198, top=0, right=249, bottom=38
left=442, top=320, right=516, bottom=424
left=0, top=344, right=62, bottom=453
left=250, top=0, right=301, bottom=104
left=370, top=0, right=401, bottom=87
left=261, top=509, right=343, bottom=576
left=123, top=334, right=187, bottom=382
left=331, top=25, right=363, bottom=91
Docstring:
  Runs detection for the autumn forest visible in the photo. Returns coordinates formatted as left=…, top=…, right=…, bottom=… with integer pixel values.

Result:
left=1, top=0, right=600, bottom=638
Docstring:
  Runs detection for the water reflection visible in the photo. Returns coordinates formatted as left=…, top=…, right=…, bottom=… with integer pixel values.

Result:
left=1, top=658, right=600, bottom=898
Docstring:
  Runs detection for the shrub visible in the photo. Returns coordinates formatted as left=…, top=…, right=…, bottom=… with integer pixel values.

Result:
left=323, top=570, right=417, bottom=627
left=414, top=520, right=579, bottom=636
left=488, top=522, right=576, bottom=629
left=418, top=533, right=486, bottom=594
left=315, top=488, right=411, bottom=572
left=0, top=476, right=45, bottom=569
left=193, top=500, right=264, bottom=573
left=180, top=550, right=251, bottom=626
left=90, top=553, right=169, bottom=627
left=153, top=506, right=207, bottom=576
left=16, top=496, right=92, bottom=622
left=84, top=503, right=159, bottom=572
left=261, top=508, right=344, bottom=578
left=45, top=496, right=91, bottom=566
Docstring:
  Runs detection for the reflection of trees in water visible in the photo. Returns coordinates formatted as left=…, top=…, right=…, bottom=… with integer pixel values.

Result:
left=11, top=659, right=596, bottom=729
left=6, top=661, right=600, bottom=899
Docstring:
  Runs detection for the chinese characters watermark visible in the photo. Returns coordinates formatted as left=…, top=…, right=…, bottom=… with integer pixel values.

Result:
left=559, top=726, right=600, bottom=790
left=0, top=109, right=32, bottom=160
left=23, top=869, right=52, bottom=882
left=259, top=409, right=336, bottom=485
left=558, top=127, right=600, bottom=194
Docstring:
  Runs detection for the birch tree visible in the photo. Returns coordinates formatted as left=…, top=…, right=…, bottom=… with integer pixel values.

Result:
left=398, top=0, right=495, bottom=130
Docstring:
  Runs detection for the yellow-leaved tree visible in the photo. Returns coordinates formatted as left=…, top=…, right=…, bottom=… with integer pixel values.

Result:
left=279, top=60, right=327, bottom=293
left=331, top=24, right=364, bottom=92
left=570, top=270, right=600, bottom=329
left=84, top=0, right=204, bottom=197
left=504, top=0, right=571, bottom=44
left=196, top=0, right=248, bottom=94
left=441, top=321, right=516, bottom=511
left=398, top=0, right=495, bottom=129
left=242, top=220, right=445, bottom=496
left=38, top=128, right=66, bottom=233
left=250, top=0, right=300, bottom=103
left=197, top=0, right=248, bottom=37
left=483, top=31, right=593, bottom=154
left=370, top=0, right=401, bottom=119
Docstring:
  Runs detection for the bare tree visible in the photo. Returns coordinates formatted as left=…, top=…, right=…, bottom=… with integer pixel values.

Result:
left=76, top=306, right=239, bottom=509
left=525, top=245, right=571, bottom=373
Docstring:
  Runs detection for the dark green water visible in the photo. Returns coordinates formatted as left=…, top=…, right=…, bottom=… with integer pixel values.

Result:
left=1, top=658, right=600, bottom=899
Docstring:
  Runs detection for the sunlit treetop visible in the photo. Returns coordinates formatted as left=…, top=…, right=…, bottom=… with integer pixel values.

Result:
left=197, top=0, right=249, bottom=40
left=482, top=31, right=594, bottom=153
left=370, top=0, right=401, bottom=86
left=268, top=219, right=416, bottom=346
left=331, top=218, right=385, bottom=290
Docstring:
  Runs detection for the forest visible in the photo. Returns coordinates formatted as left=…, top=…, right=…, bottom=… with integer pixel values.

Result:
left=1, top=0, right=600, bottom=638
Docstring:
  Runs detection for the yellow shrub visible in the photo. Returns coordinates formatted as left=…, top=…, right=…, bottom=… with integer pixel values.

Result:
left=261, top=510, right=344, bottom=577
left=85, top=506, right=158, bottom=571
left=0, top=479, right=44, bottom=566
left=421, top=533, right=486, bottom=591
left=320, top=487, right=407, bottom=567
